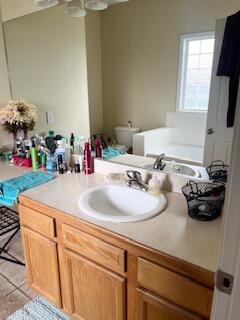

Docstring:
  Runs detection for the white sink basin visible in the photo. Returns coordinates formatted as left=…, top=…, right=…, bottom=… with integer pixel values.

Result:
left=145, top=162, right=200, bottom=178
left=78, top=185, right=167, bottom=223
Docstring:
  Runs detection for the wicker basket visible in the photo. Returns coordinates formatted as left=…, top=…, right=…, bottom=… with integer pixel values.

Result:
left=182, top=180, right=225, bottom=221
left=206, top=160, right=229, bottom=183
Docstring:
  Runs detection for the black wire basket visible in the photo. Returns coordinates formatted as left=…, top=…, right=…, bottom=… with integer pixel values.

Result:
left=182, top=181, right=226, bottom=221
left=206, top=160, right=229, bottom=183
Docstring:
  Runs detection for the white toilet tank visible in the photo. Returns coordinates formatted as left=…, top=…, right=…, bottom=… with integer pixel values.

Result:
left=115, top=126, right=141, bottom=148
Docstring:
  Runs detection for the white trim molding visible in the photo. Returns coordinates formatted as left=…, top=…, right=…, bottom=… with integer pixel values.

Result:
left=176, top=31, right=215, bottom=113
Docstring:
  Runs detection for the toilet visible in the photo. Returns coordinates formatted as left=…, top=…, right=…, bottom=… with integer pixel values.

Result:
left=115, top=126, right=141, bottom=152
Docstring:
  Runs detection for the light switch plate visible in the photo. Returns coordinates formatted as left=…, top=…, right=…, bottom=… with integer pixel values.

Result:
left=46, top=111, right=54, bottom=124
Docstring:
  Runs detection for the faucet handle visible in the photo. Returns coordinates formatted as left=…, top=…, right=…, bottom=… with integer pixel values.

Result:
left=126, top=170, right=142, bottom=182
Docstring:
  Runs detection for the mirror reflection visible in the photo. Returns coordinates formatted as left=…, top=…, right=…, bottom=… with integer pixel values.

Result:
left=0, top=0, right=239, bottom=177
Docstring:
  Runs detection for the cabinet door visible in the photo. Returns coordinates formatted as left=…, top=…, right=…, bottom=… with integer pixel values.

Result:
left=136, top=289, right=204, bottom=320
left=63, top=249, right=126, bottom=320
left=21, top=226, right=61, bottom=307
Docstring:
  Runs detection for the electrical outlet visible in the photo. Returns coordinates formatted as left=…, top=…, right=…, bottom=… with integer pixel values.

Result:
left=46, top=111, right=54, bottom=124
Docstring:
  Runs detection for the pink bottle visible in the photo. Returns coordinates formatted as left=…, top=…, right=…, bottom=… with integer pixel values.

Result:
left=84, top=142, right=92, bottom=174
left=95, top=139, right=103, bottom=158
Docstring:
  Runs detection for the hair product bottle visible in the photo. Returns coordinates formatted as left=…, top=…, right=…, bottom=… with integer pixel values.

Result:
left=95, top=139, right=103, bottom=158
left=84, top=142, right=92, bottom=174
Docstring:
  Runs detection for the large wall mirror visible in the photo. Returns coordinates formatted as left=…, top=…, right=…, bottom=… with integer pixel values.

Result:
left=0, top=0, right=239, bottom=170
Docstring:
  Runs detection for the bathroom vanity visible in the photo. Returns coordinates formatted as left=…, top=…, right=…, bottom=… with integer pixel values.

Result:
left=17, top=166, right=221, bottom=320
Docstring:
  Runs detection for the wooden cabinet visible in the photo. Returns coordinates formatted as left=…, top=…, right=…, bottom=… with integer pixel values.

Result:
left=62, top=224, right=125, bottom=275
left=137, top=258, right=212, bottom=318
left=19, top=204, right=56, bottom=238
left=63, top=249, right=126, bottom=320
left=21, top=226, right=61, bottom=307
left=136, top=289, right=203, bottom=320
left=18, top=198, right=214, bottom=320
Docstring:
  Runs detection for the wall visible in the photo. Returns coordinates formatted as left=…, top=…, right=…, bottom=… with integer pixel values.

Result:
left=3, top=4, right=93, bottom=139
left=85, top=11, right=103, bottom=135
left=0, top=5, right=12, bottom=147
left=101, top=0, right=240, bottom=136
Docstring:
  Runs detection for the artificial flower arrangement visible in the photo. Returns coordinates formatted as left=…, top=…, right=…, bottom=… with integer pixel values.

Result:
left=0, top=100, right=37, bottom=139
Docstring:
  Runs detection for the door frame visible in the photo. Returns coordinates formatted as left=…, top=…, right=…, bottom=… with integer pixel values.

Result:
left=211, top=86, right=240, bottom=319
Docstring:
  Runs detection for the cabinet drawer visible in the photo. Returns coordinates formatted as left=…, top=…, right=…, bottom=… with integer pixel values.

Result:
left=137, top=258, right=213, bottom=318
left=62, top=224, right=125, bottom=275
left=19, top=205, right=55, bottom=238
left=136, top=289, right=203, bottom=320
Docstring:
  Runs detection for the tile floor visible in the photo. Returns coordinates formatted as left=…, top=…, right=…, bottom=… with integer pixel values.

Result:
left=0, top=233, right=37, bottom=319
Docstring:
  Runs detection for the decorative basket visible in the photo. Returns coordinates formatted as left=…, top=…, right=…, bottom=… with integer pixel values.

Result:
left=206, top=160, right=229, bottom=183
left=182, top=180, right=225, bottom=221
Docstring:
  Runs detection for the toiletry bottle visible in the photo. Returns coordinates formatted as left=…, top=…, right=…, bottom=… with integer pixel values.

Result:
left=46, top=155, right=56, bottom=172
left=31, top=139, right=38, bottom=171
left=84, top=142, right=92, bottom=174
left=95, top=139, right=102, bottom=158
left=25, top=145, right=30, bottom=159
left=58, top=154, right=64, bottom=174
left=16, top=141, right=21, bottom=155
left=70, top=133, right=75, bottom=152
left=79, top=136, right=85, bottom=154
left=148, top=175, right=162, bottom=195
left=40, top=152, right=47, bottom=168
left=55, top=139, right=67, bottom=172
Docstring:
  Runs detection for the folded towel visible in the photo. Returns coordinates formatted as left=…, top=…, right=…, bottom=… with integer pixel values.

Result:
left=0, top=172, right=54, bottom=206
left=103, top=147, right=126, bottom=160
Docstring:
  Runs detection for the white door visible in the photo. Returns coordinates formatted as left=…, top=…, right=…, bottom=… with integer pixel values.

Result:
left=211, top=88, right=240, bottom=320
left=203, top=19, right=233, bottom=166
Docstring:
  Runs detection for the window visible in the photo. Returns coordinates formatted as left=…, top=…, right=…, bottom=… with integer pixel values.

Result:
left=177, top=32, right=215, bottom=112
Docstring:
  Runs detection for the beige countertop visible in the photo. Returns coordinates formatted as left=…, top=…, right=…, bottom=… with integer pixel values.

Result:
left=0, top=162, right=222, bottom=273
left=0, top=162, right=31, bottom=181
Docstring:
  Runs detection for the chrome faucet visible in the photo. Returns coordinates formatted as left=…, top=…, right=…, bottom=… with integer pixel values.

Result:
left=153, top=153, right=166, bottom=171
left=126, top=170, right=148, bottom=192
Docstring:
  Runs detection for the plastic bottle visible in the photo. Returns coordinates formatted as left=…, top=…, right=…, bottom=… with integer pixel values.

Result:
left=84, top=142, right=92, bottom=174
left=79, top=136, right=85, bottom=155
left=148, top=175, right=162, bottom=195
left=70, top=133, right=75, bottom=152
left=57, top=154, right=64, bottom=174
left=55, top=139, right=67, bottom=172
left=31, top=139, right=38, bottom=171
left=95, top=139, right=102, bottom=158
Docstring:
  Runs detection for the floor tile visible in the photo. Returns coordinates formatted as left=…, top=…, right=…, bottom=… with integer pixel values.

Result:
left=0, top=274, right=15, bottom=300
left=0, top=289, right=29, bottom=320
left=0, top=232, right=24, bottom=259
left=19, top=283, right=37, bottom=300
left=0, top=259, right=26, bottom=287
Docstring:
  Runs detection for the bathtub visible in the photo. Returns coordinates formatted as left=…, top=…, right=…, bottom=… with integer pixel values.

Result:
left=133, top=112, right=207, bottom=166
